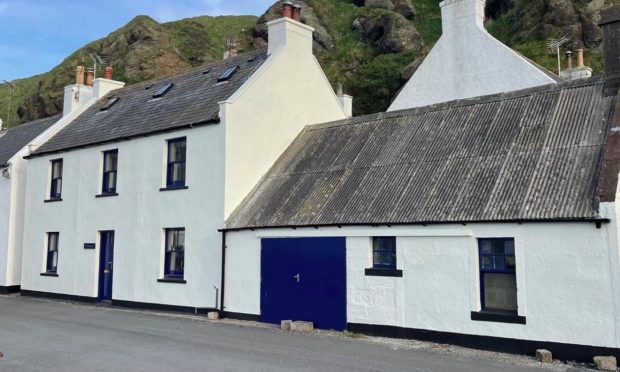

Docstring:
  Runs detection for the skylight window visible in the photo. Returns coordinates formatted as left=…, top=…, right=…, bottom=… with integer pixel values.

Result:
left=101, top=97, right=120, bottom=111
left=218, top=66, right=240, bottom=82
left=153, top=83, right=174, bottom=98
left=202, top=68, right=212, bottom=75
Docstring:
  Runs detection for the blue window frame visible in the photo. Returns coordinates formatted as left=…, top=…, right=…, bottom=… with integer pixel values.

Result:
left=478, top=238, right=517, bottom=313
left=164, top=228, right=185, bottom=278
left=102, top=150, right=118, bottom=194
left=166, top=138, right=186, bottom=187
left=46, top=232, right=59, bottom=273
left=372, top=237, right=396, bottom=270
left=49, top=159, right=63, bottom=199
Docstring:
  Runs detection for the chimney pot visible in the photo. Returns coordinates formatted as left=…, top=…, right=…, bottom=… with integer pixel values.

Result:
left=76, top=66, right=85, bottom=85
left=292, top=3, right=302, bottom=21
left=565, top=50, right=573, bottom=69
left=282, top=0, right=294, bottom=18
left=105, top=66, right=113, bottom=80
left=86, top=69, right=94, bottom=86
left=577, top=49, right=584, bottom=68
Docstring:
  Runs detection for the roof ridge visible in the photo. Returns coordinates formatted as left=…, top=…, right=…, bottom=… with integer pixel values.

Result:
left=5, top=114, right=61, bottom=131
left=107, top=48, right=268, bottom=94
left=308, top=77, right=607, bottom=132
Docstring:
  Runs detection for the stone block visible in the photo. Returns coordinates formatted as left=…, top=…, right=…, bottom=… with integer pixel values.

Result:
left=535, top=349, right=552, bottom=364
left=594, top=356, right=617, bottom=371
left=207, top=312, right=219, bottom=320
left=291, top=321, right=314, bottom=332
left=281, top=320, right=292, bottom=331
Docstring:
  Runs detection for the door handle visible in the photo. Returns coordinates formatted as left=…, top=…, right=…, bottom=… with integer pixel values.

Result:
left=293, top=273, right=300, bottom=283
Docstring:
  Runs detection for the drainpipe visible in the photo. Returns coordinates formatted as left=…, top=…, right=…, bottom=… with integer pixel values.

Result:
left=220, top=230, right=227, bottom=315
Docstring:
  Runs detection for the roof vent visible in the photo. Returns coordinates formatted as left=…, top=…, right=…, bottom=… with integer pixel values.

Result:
left=153, top=83, right=174, bottom=98
left=101, top=97, right=120, bottom=111
left=202, top=68, right=212, bottom=75
left=218, top=66, right=240, bottom=82
left=247, top=55, right=257, bottom=62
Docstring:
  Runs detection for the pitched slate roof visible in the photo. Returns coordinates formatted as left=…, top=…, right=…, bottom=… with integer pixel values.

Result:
left=0, top=115, right=59, bottom=166
left=226, top=78, right=616, bottom=229
left=30, top=50, right=268, bottom=157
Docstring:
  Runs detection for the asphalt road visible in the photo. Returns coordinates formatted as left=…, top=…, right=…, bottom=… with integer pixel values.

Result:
left=0, top=296, right=586, bottom=372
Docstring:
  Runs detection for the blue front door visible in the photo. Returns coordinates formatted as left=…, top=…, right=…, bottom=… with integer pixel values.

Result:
left=260, top=237, right=347, bottom=330
left=98, top=231, right=115, bottom=301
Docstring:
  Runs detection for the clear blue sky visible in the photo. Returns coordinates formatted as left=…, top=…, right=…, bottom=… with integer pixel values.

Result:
left=0, top=0, right=274, bottom=81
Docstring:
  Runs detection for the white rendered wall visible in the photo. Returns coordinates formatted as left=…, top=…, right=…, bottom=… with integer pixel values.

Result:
left=224, top=216, right=620, bottom=348
left=388, top=0, right=557, bottom=111
left=0, top=174, right=10, bottom=286
left=21, top=125, right=225, bottom=307
left=221, top=17, right=347, bottom=218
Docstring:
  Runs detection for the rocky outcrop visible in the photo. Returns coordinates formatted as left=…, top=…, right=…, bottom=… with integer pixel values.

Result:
left=353, top=0, right=416, bottom=20
left=352, top=10, right=423, bottom=53
left=99, top=16, right=190, bottom=82
left=251, top=0, right=334, bottom=53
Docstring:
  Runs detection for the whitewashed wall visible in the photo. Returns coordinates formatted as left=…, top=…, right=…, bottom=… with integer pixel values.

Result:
left=21, top=125, right=225, bottom=307
left=224, top=212, right=620, bottom=348
left=388, top=0, right=556, bottom=111
left=221, top=18, right=346, bottom=218
left=0, top=174, right=10, bottom=287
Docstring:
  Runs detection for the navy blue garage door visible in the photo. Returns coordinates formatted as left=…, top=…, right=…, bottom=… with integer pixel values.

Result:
left=260, top=237, right=346, bottom=331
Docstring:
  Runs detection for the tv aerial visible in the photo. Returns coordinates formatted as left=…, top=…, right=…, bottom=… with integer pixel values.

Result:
left=89, top=53, right=104, bottom=79
left=546, top=37, right=570, bottom=75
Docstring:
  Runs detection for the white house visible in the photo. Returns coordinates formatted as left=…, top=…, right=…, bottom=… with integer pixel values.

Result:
left=220, top=7, right=620, bottom=361
left=388, top=0, right=559, bottom=111
left=0, top=116, right=58, bottom=294
left=19, top=5, right=348, bottom=311
left=0, top=68, right=123, bottom=295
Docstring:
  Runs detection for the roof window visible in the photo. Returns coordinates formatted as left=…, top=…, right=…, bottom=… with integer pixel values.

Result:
left=100, top=97, right=120, bottom=111
left=218, top=66, right=240, bottom=82
left=153, top=83, right=174, bottom=98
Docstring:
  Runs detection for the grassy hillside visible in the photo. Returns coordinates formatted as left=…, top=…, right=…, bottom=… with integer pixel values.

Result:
left=0, top=0, right=614, bottom=127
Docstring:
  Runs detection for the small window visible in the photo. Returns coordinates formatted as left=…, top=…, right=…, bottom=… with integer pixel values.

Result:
left=49, top=159, right=63, bottom=199
left=166, top=138, right=186, bottom=187
left=102, top=150, right=118, bottom=194
left=46, top=232, right=59, bottom=273
left=218, top=65, right=240, bottom=82
left=100, top=97, right=120, bottom=111
left=479, top=238, right=517, bottom=313
left=164, top=228, right=185, bottom=278
left=372, top=237, right=396, bottom=270
left=153, top=83, right=173, bottom=98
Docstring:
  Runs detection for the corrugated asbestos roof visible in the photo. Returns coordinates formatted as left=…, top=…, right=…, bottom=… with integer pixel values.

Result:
left=226, top=78, right=616, bottom=229
left=31, top=50, right=268, bottom=157
left=0, top=115, right=59, bottom=166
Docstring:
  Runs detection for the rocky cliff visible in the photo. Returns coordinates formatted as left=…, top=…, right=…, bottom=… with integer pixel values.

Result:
left=1, top=0, right=618, bottom=127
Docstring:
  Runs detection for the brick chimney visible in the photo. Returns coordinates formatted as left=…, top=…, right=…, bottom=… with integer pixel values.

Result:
left=86, top=69, right=94, bottom=86
left=268, top=1, right=314, bottom=55
left=600, top=6, right=620, bottom=91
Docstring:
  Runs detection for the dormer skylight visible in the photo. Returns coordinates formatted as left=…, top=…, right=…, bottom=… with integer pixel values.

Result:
left=100, top=97, right=120, bottom=111
left=153, top=83, right=174, bottom=98
left=218, top=66, right=240, bottom=82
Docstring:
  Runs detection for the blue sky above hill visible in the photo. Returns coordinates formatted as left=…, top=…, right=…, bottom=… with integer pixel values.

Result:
left=0, top=0, right=274, bottom=81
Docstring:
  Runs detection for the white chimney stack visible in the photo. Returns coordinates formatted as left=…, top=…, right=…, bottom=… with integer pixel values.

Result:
left=336, top=82, right=353, bottom=118
left=63, top=66, right=93, bottom=117
left=440, top=0, right=486, bottom=34
left=267, top=2, right=314, bottom=55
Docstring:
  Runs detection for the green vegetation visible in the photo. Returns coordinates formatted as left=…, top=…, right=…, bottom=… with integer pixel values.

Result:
left=0, top=0, right=609, bottom=127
